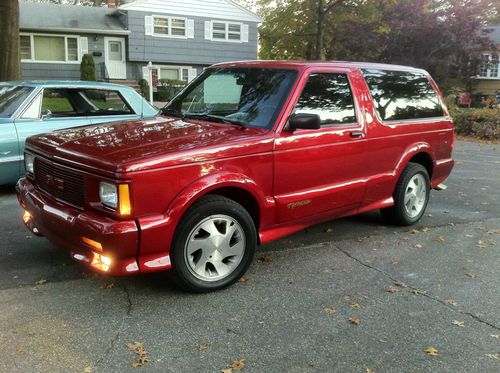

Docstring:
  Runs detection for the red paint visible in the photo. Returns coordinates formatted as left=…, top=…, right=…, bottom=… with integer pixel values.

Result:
left=17, top=61, right=454, bottom=275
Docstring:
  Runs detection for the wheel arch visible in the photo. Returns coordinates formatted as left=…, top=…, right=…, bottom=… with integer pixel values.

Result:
left=394, top=142, right=435, bottom=180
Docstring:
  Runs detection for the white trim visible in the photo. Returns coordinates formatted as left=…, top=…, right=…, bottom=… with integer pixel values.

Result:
left=210, top=20, right=246, bottom=43
left=478, top=52, right=500, bottom=79
left=151, top=15, right=189, bottom=39
left=21, top=27, right=131, bottom=35
left=151, top=64, right=197, bottom=82
left=20, top=32, right=82, bottom=64
left=104, top=37, right=127, bottom=80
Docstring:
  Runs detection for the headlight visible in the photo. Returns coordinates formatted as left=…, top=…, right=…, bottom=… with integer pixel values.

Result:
left=99, top=182, right=118, bottom=208
left=25, top=153, right=35, bottom=174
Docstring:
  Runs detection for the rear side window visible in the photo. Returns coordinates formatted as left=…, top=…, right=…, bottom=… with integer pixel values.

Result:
left=81, top=89, right=133, bottom=115
left=362, top=69, right=444, bottom=121
left=294, top=73, right=357, bottom=126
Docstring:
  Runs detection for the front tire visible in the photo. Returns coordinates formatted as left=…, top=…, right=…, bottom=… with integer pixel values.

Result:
left=381, top=163, right=430, bottom=226
left=170, top=195, right=257, bottom=293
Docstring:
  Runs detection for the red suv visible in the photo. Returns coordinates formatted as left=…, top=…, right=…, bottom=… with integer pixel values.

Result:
left=17, top=61, right=454, bottom=292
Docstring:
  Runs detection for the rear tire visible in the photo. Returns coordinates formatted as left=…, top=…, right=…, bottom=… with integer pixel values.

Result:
left=170, top=195, right=256, bottom=293
left=381, top=163, right=430, bottom=226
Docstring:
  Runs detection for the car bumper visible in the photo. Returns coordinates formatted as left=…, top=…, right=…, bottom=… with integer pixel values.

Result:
left=16, top=177, right=141, bottom=276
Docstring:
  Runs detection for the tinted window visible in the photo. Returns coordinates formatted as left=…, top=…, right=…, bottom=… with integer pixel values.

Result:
left=163, top=67, right=298, bottom=129
left=362, top=69, right=444, bottom=121
left=0, top=85, right=34, bottom=118
left=294, top=73, right=357, bottom=125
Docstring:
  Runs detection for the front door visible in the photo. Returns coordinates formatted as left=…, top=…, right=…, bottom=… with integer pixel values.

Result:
left=105, top=37, right=126, bottom=79
left=273, top=69, right=368, bottom=223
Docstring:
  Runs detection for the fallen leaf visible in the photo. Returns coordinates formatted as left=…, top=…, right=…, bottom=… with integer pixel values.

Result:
left=221, top=369, right=233, bottom=373
left=436, top=236, right=445, bottom=243
left=443, top=299, right=457, bottom=306
left=421, top=227, right=430, bottom=232
left=351, top=303, right=361, bottom=309
left=391, top=261, right=399, bottom=266
left=83, top=367, right=93, bottom=373
left=198, top=342, right=208, bottom=351
left=424, top=346, right=439, bottom=356
left=238, top=276, right=249, bottom=283
left=257, top=256, right=272, bottom=264
left=466, top=272, right=479, bottom=280
left=465, top=234, right=473, bottom=238
left=16, top=347, right=24, bottom=355
left=105, top=283, right=115, bottom=289
left=35, top=279, right=47, bottom=285
left=128, top=342, right=149, bottom=368
left=387, top=286, right=400, bottom=293
left=485, top=353, right=499, bottom=360
left=393, top=281, right=408, bottom=288
left=348, top=316, right=361, bottom=325
left=230, top=358, right=246, bottom=371
left=410, top=229, right=420, bottom=234
left=476, top=240, right=487, bottom=249
left=414, top=244, right=423, bottom=249
left=452, top=320, right=465, bottom=327
left=324, top=307, right=336, bottom=314
left=409, top=288, right=427, bottom=296
left=366, top=369, right=375, bottom=373
left=490, top=334, right=499, bottom=339
left=488, top=229, right=500, bottom=235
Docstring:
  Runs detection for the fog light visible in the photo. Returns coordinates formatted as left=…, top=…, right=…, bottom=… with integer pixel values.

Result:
left=81, top=236, right=103, bottom=252
left=91, top=253, right=112, bottom=272
left=23, top=210, right=31, bottom=224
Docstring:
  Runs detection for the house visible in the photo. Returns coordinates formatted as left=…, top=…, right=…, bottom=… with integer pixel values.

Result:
left=19, top=0, right=262, bottom=85
left=475, top=25, right=500, bottom=96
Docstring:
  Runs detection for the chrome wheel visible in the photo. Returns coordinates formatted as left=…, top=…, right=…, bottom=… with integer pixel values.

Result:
left=184, top=215, right=246, bottom=282
left=404, top=174, right=427, bottom=218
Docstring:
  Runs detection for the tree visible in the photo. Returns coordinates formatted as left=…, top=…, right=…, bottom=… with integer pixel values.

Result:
left=0, top=0, right=20, bottom=81
left=314, top=0, right=346, bottom=59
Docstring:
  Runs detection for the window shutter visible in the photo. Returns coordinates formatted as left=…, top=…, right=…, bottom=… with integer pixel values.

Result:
left=188, top=68, right=198, bottom=82
left=241, top=24, right=249, bottom=43
left=80, top=36, right=89, bottom=57
left=187, top=19, right=195, bottom=39
left=205, top=21, right=212, bottom=40
left=145, top=16, right=153, bottom=36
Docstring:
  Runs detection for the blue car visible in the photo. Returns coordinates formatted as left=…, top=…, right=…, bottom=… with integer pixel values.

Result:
left=0, top=81, right=157, bottom=185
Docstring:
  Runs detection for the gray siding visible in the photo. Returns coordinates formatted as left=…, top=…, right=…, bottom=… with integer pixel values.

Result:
left=126, top=10, right=259, bottom=66
left=126, top=62, right=206, bottom=81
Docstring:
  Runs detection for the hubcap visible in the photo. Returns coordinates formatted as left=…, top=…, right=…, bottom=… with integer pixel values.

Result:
left=404, top=174, right=427, bottom=218
left=184, top=215, right=245, bottom=282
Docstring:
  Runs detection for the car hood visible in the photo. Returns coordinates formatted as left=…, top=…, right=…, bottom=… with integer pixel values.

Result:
left=26, top=116, right=273, bottom=175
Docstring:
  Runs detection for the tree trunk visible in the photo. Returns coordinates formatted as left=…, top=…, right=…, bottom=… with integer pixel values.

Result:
left=0, top=0, right=20, bottom=81
left=315, top=0, right=325, bottom=60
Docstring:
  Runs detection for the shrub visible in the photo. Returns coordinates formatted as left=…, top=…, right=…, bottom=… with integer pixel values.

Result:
left=452, top=108, right=500, bottom=140
left=80, top=54, right=96, bottom=81
left=138, top=79, right=149, bottom=99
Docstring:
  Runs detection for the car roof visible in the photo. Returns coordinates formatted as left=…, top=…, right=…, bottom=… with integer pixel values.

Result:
left=212, top=60, right=429, bottom=74
left=1, top=81, right=135, bottom=90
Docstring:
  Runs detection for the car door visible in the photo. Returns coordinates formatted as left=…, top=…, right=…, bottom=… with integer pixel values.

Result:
left=273, top=68, right=368, bottom=223
left=0, top=119, right=21, bottom=185
left=14, top=88, right=91, bottom=174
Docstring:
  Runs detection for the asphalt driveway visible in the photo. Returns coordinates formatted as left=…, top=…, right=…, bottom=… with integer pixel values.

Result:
left=0, top=140, right=498, bottom=373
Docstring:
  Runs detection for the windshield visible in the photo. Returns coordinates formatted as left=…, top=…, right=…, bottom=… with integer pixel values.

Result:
left=0, top=85, right=34, bottom=118
left=161, top=67, right=298, bottom=129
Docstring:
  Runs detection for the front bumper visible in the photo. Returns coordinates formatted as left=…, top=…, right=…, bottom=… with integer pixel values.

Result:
left=16, top=178, right=140, bottom=276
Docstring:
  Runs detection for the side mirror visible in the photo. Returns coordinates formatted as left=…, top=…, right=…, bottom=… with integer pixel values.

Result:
left=288, top=113, right=321, bottom=130
left=41, top=109, right=52, bottom=120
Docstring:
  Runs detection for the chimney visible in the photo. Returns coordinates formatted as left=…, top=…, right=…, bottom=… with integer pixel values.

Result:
left=107, top=0, right=116, bottom=8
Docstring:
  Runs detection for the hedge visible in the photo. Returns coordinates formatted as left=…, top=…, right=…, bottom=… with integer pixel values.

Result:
left=451, top=107, right=500, bottom=141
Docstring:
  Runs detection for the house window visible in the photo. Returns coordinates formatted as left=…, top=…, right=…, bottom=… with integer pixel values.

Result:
left=212, top=21, right=242, bottom=41
left=20, top=34, right=79, bottom=63
left=153, top=16, right=186, bottom=37
left=479, top=53, right=499, bottom=78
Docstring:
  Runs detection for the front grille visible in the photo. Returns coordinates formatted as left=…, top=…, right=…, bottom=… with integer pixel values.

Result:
left=34, top=157, right=85, bottom=208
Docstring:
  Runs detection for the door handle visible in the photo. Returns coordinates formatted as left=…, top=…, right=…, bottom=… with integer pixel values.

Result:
left=350, top=131, right=364, bottom=138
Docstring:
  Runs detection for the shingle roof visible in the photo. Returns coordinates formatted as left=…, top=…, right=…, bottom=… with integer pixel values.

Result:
left=19, top=2, right=128, bottom=34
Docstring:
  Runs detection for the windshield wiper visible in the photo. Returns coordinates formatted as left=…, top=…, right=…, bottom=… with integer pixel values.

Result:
left=183, top=113, right=248, bottom=128
left=161, top=107, right=184, bottom=118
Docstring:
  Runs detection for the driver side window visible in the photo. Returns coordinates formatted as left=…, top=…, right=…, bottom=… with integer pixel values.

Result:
left=294, top=73, right=357, bottom=126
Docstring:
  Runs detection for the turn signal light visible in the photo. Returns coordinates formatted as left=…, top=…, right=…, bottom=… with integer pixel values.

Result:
left=91, top=253, right=112, bottom=272
left=118, top=184, right=132, bottom=216
left=23, top=210, right=31, bottom=224
left=81, top=236, right=103, bottom=252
